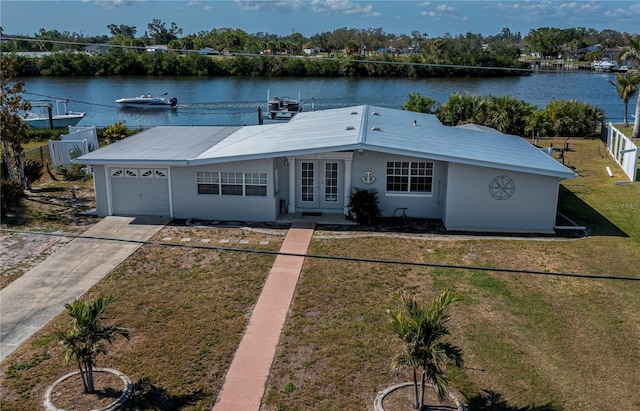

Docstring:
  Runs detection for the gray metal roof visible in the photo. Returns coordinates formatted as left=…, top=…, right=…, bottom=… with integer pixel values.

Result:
left=77, top=126, right=240, bottom=164
left=77, top=106, right=575, bottom=179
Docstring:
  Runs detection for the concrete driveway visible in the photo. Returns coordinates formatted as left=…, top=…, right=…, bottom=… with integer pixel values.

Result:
left=0, top=216, right=170, bottom=362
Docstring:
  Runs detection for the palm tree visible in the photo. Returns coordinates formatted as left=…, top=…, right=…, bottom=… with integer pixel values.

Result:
left=608, top=74, right=640, bottom=127
left=437, top=92, right=486, bottom=126
left=525, top=110, right=551, bottom=143
left=52, top=294, right=129, bottom=393
left=620, top=34, right=640, bottom=138
left=387, top=290, right=463, bottom=409
left=484, top=94, right=534, bottom=136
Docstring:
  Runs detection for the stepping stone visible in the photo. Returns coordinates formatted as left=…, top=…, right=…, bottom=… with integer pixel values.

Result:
left=259, top=241, right=269, bottom=245
left=219, top=239, right=230, bottom=243
left=239, top=240, right=249, bottom=244
left=200, top=239, right=211, bottom=243
left=181, top=238, right=192, bottom=242
left=162, top=237, right=172, bottom=241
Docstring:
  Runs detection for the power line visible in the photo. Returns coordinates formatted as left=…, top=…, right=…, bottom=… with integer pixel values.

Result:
left=2, top=228, right=638, bottom=282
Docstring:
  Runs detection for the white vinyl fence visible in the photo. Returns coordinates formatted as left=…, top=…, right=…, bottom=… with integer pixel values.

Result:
left=606, top=123, right=638, bottom=182
left=48, top=139, right=89, bottom=169
left=48, top=126, right=99, bottom=170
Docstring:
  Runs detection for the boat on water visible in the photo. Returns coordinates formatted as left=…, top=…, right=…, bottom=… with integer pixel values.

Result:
left=22, top=99, right=86, bottom=129
left=116, top=93, right=178, bottom=109
left=266, top=91, right=301, bottom=120
left=591, top=58, right=627, bottom=72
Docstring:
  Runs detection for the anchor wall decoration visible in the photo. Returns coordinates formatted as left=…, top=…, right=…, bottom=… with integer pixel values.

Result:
left=361, top=167, right=376, bottom=184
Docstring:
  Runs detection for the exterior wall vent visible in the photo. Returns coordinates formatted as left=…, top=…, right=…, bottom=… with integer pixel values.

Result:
left=346, top=126, right=355, bottom=130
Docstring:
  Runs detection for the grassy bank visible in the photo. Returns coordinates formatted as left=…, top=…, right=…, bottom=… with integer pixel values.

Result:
left=1, top=137, right=639, bottom=410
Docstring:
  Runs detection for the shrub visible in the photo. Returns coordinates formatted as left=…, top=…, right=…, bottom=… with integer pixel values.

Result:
left=23, top=158, right=44, bottom=188
left=56, top=164, right=86, bottom=181
left=1, top=179, right=24, bottom=217
left=102, top=121, right=133, bottom=143
left=348, top=187, right=381, bottom=225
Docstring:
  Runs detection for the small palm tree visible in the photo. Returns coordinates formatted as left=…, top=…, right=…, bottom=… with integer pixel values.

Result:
left=52, top=294, right=129, bottom=393
left=387, top=290, right=463, bottom=409
left=607, top=73, right=640, bottom=127
left=525, top=110, right=551, bottom=143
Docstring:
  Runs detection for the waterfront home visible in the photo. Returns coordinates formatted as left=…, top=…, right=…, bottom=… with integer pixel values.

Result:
left=76, top=105, right=576, bottom=233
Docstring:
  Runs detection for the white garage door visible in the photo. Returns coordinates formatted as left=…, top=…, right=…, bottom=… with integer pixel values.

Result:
left=110, top=168, right=170, bottom=216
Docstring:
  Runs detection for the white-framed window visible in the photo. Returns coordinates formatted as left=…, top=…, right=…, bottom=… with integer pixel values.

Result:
left=196, top=171, right=267, bottom=197
left=111, top=168, right=168, bottom=179
left=197, top=171, right=219, bottom=195
left=221, top=172, right=243, bottom=196
left=245, top=173, right=268, bottom=197
left=386, top=161, right=433, bottom=193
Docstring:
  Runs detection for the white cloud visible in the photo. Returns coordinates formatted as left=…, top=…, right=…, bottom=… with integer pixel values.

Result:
left=95, top=0, right=142, bottom=8
left=420, top=10, right=438, bottom=18
left=310, top=0, right=380, bottom=17
left=436, top=4, right=455, bottom=12
left=235, top=0, right=303, bottom=12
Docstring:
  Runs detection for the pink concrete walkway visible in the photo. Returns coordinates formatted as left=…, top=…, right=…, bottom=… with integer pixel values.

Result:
left=212, top=222, right=316, bottom=411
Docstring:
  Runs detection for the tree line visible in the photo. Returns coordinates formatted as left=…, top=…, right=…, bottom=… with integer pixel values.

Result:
left=1, top=23, right=637, bottom=78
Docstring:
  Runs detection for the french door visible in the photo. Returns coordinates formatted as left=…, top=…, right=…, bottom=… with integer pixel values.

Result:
left=298, top=160, right=342, bottom=210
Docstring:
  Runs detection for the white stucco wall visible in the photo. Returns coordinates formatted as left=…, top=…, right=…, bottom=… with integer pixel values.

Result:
left=170, top=159, right=278, bottom=221
left=443, top=163, right=560, bottom=233
left=350, top=151, right=447, bottom=219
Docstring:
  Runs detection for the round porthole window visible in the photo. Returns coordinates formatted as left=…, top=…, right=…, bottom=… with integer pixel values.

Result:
left=489, top=175, right=515, bottom=200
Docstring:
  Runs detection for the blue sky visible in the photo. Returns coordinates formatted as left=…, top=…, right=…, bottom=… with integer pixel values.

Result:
left=1, top=1, right=638, bottom=39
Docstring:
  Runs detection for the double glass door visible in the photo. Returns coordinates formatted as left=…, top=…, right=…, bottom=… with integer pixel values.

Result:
left=299, top=160, right=341, bottom=209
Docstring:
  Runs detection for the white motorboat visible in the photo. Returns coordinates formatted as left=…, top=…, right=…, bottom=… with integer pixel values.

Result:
left=592, top=58, right=617, bottom=71
left=22, top=99, right=86, bottom=129
left=115, top=93, right=178, bottom=109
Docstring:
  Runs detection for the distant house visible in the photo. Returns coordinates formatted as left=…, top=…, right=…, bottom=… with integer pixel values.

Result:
left=85, top=44, right=111, bottom=56
left=198, top=47, right=218, bottom=55
left=146, top=45, right=168, bottom=54
left=76, top=105, right=575, bottom=234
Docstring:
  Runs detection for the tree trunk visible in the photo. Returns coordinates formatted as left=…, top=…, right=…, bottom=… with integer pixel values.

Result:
left=419, top=370, right=426, bottom=410
left=633, top=93, right=640, bottom=139
left=15, top=151, right=26, bottom=190
left=413, top=367, right=419, bottom=409
left=85, top=362, right=95, bottom=394
left=623, top=100, right=629, bottom=127
left=2, top=141, right=15, bottom=179
left=77, top=359, right=90, bottom=393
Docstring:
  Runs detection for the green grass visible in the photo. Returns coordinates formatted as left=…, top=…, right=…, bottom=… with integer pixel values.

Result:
left=1, top=137, right=639, bottom=410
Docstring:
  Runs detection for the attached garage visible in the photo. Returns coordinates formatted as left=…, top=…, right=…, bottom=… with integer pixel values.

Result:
left=109, top=167, right=170, bottom=216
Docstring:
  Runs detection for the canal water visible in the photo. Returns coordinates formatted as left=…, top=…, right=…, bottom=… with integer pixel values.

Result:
left=20, top=71, right=635, bottom=129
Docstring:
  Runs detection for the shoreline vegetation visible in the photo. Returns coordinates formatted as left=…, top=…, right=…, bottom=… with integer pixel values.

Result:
left=4, top=51, right=531, bottom=78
